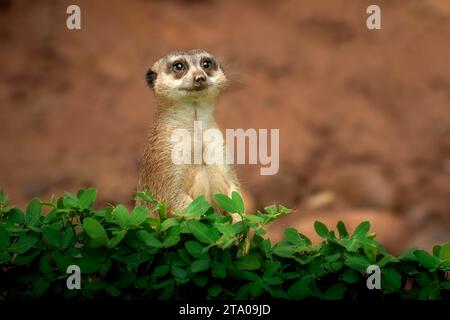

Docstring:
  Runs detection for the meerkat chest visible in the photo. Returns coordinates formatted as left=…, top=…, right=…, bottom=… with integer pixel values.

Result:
left=165, top=102, right=233, bottom=200
left=188, top=123, right=231, bottom=200
left=168, top=103, right=227, bottom=166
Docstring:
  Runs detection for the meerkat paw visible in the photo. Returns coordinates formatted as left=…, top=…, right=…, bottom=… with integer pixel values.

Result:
left=228, top=185, right=240, bottom=196
left=226, top=185, right=243, bottom=223
left=181, top=194, right=194, bottom=209
left=230, top=212, right=243, bottom=224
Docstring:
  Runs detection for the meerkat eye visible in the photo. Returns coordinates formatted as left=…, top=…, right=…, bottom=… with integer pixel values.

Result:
left=172, top=61, right=185, bottom=72
left=202, top=59, right=212, bottom=70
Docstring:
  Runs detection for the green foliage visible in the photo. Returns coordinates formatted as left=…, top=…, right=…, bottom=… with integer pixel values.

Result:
left=0, top=187, right=448, bottom=300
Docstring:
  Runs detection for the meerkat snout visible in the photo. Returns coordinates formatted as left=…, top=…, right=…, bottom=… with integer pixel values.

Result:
left=193, top=73, right=207, bottom=88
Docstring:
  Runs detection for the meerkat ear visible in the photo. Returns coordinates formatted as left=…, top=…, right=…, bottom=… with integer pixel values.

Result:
left=146, top=68, right=157, bottom=90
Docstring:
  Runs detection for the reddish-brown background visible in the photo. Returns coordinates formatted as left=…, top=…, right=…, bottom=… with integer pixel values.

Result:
left=1, top=0, right=449, bottom=253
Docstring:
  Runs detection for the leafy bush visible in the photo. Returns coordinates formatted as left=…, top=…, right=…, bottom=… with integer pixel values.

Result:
left=0, top=188, right=449, bottom=300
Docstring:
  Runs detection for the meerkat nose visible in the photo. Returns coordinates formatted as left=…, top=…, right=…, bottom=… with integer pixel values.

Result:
left=193, top=74, right=206, bottom=87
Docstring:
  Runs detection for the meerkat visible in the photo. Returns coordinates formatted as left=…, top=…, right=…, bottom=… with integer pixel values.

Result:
left=137, top=49, right=241, bottom=215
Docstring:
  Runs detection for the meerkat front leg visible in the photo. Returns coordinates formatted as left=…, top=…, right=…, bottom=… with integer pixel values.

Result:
left=181, top=193, right=194, bottom=209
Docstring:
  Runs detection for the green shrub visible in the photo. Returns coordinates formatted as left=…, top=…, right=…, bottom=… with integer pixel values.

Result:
left=0, top=188, right=449, bottom=300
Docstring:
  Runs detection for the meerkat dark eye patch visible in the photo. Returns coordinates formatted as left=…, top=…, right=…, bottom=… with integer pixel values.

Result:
left=173, top=61, right=184, bottom=71
left=168, top=59, right=189, bottom=79
left=146, top=68, right=157, bottom=90
left=200, top=57, right=217, bottom=76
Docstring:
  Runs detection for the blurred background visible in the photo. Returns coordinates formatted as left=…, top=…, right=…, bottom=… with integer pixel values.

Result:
left=0, top=0, right=449, bottom=253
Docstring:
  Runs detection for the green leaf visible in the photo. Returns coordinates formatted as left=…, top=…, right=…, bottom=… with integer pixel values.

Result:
left=129, top=206, right=149, bottom=227
left=208, top=283, right=222, bottom=297
left=7, top=208, right=25, bottom=225
left=187, top=221, right=219, bottom=245
left=363, top=245, right=377, bottom=264
left=191, top=259, right=211, bottom=273
left=43, top=209, right=60, bottom=224
left=287, top=276, right=311, bottom=299
left=42, top=226, right=61, bottom=248
left=15, top=251, right=40, bottom=265
left=26, top=198, right=41, bottom=227
left=39, top=254, right=54, bottom=280
left=160, top=218, right=179, bottom=231
left=324, top=283, right=347, bottom=300
left=177, top=196, right=210, bottom=218
left=9, top=235, right=37, bottom=254
left=78, top=188, right=97, bottom=210
left=382, top=267, right=402, bottom=292
left=105, top=285, right=121, bottom=297
left=212, top=262, right=226, bottom=279
left=52, top=250, right=71, bottom=271
left=416, top=272, right=432, bottom=287
left=136, top=230, right=163, bottom=248
left=399, top=248, right=419, bottom=261
left=157, top=201, right=168, bottom=221
left=231, top=191, right=244, bottom=214
left=263, top=275, right=283, bottom=286
left=314, top=221, right=329, bottom=238
left=171, top=265, right=187, bottom=279
left=438, top=243, right=450, bottom=260
left=0, top=188, right=8, bottom=204
left=235, top=254, right=260, bottom=271
left=337, top=220, right=349, bottom=238
left=185, top=241, right=209, bottom=259
left=158, top=279, right=174, bottom=300
left=377, top=255, right=399, bottom=267
left=214, top=194, right=238, bottom=213
left=62, top=192, right=79, bottom=209
left=352, top=221, right=370, bottom=239
left=152, top=265, right=170, bottom=278
left=414, top=250, right=441, bottom=271
left=344, top=253, right=370, bottom=271
left=284, top=228, right=309, bottom=247
left=83, top=217, right=108, bottom=247
left=442, top=281, right=450, bottom=290
left=61, top=226, right=74, bottom=249
left=107, top=230, right=127, bottom=248
left=112, top=205, right=129, bottom=229
left=31, top=279, right=50, bottom=297
left=114, top=272, right=136, bottom=288
left=135, top=188, right=154, bottom=203
left=215, top=223, right=236, bottom=237
left=432, top=245, right=441, bottom=257
left=250, top=280, right=264, bottom=298
left=235, top=283, right=252, bottom=299
left=0, top=225, right=10, bottom=250
left=163, top=226, right=181, bottom=248
left=242, top=214, right=265, bottom=223
left=340, top=269, right=359, bottom=284
left=272, top=244, right=295, bottom=258
left=330, top=260, right=344, bottom=272
left=0, top=251, right=11, bottom=263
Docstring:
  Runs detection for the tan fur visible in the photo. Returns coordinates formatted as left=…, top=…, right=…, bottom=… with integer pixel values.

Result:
left=137, top=49, right=240, bottom=215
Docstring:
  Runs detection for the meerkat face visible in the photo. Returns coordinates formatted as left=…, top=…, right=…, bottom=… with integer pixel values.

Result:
left=146, top=49, right=227, bottom=103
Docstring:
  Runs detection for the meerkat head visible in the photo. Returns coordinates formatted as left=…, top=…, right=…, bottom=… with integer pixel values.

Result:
left=146, top=49, right=227, bottom=103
